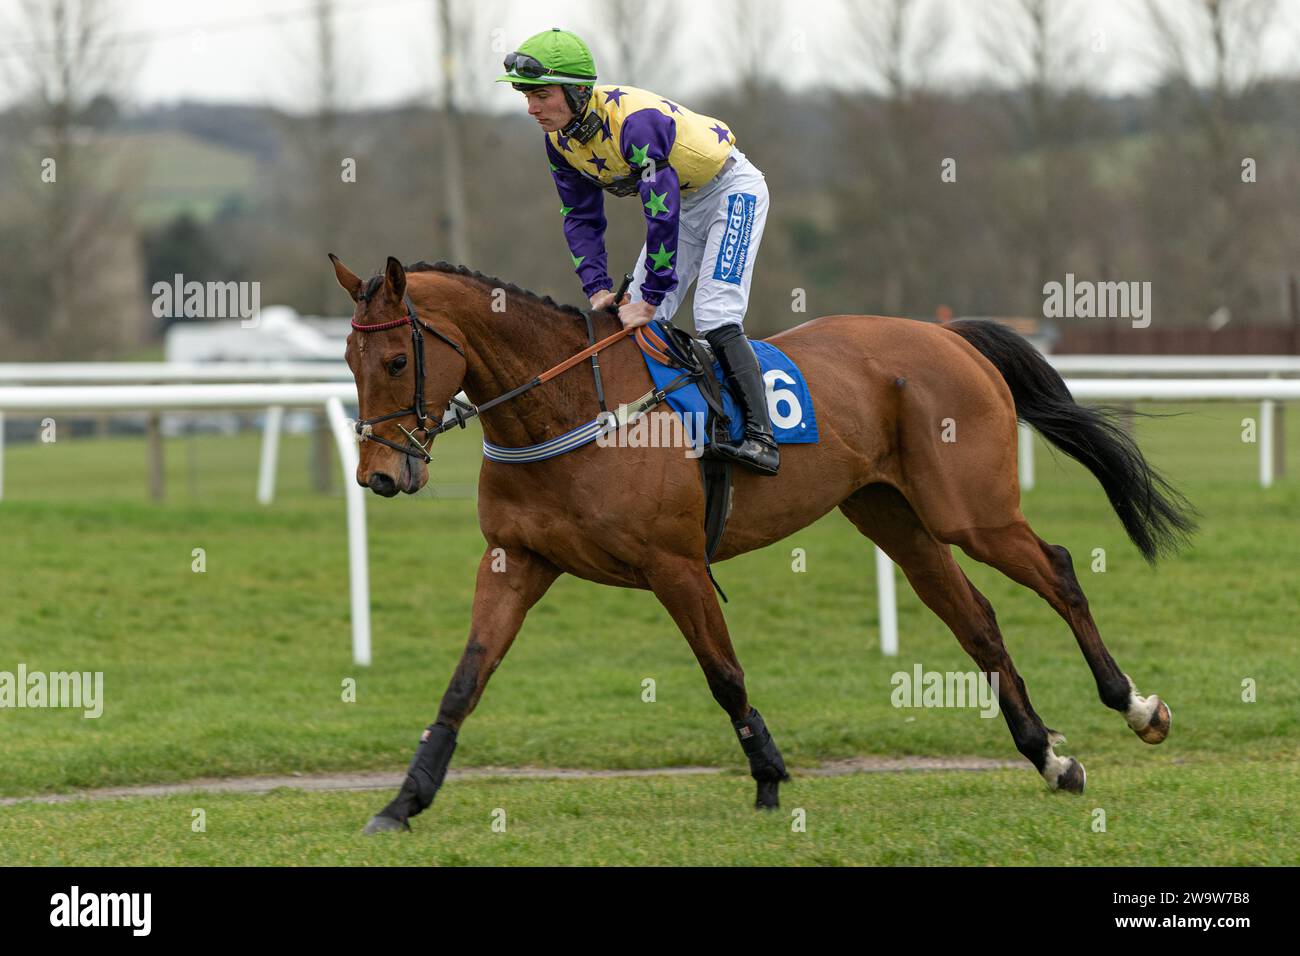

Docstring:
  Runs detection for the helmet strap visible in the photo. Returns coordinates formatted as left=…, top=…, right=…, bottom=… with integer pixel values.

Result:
left=560, top=86, right=601, bottom=144
left=561, top=83, right=590, bottom=116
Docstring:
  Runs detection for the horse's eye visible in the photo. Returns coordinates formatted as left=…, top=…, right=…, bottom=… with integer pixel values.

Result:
left=388, top=355, right=408, bottom=376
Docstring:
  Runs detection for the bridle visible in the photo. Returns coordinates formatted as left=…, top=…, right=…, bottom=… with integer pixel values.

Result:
left=349, top=288, right=474, bottom=463
left=349, top=273, right=634, bottom=464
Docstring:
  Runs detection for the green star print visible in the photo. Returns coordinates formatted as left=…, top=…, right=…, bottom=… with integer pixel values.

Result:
left=644, top=190, right=668, bottom=216
left=648, top=243, right=675, bottom=271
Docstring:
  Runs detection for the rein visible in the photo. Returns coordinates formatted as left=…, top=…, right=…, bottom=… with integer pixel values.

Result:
left=350, top=274, right=636, bottom=463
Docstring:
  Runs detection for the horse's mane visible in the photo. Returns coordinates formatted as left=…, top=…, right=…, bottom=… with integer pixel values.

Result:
left=363, top=260, right=587, bottom=321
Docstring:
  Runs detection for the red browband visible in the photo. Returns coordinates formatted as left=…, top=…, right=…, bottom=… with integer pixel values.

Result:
left=351, top=316, right=411, bottom=332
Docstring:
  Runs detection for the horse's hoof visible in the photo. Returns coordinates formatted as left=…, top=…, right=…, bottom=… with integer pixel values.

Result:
left=754, top=779, right=781, bottom=810
left=1123, top=678, right=1172, bottom=745
left=1049, top=757, right=1087, bottom=795
left=362, top=814, right=410, bottom=835
left=1134, top=697, right=1172, bottom=745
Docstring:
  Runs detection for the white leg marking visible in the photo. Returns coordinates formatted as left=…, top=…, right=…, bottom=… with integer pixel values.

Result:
left=1042, top=747, right=1072, bottom=789
left=1123, top=674, right=1160, bottom=732
left=1040, top=738, right=1083, bottom=790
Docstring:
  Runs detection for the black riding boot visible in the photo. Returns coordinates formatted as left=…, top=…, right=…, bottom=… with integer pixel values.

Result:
left=703, top=324, right=780, bottom=476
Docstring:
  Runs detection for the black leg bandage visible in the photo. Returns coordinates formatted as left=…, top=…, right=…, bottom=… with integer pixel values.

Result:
left=732, top=707, right=790, bottom=783
left=381, top=723, right=458, bottom=821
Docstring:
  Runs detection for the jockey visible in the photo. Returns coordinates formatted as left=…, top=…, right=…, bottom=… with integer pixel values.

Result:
left=497, top=28, right=779, bottom=476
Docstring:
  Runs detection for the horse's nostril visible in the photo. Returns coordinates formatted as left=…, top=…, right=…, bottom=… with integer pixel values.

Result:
left=367, top=473, right=398, bottom=497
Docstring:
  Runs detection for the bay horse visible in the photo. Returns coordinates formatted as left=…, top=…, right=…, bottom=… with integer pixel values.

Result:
left=331, top=255, right=1195, bottom=834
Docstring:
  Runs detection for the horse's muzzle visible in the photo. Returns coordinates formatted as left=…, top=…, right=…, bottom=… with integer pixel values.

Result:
left=367, top=473, right=399, bottom=497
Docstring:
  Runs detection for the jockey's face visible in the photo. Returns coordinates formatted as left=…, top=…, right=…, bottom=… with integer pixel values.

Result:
left=523, top=85, right=573, bottom=132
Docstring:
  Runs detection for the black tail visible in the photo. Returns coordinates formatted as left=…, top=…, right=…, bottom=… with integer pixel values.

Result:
left=945, top=319, right=1197, bottom=564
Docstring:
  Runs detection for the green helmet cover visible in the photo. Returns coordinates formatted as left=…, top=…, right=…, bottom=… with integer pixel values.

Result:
left=496, top=27, right=597, bottom=86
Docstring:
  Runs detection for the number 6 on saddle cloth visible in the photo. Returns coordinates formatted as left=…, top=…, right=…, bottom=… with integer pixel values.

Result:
left=634, top=320, right=819, bottom=450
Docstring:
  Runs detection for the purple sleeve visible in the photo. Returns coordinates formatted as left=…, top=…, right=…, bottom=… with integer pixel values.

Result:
left=619, top=109, right=680, bottom=306
left=545, top=137, right=612, bottom=298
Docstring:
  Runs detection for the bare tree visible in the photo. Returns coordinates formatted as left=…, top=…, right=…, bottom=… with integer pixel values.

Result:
left=978, top=0, right=1096, bottom=308
left=727, top=0, right=785, bottom=100
left=831, top=0, right=951, bottom=315
left=1141, top=0, right=1280, bottom=322
left=982, top=0, right=1089, bottom=90
left=259, top=0, right=366, bottom=318
left=0, top=0, right=140, bottom=355
left=846, top=0, right=949, bottom=101
left=591, top=0, right=678, bottom=89
left=1142, top=0, right=1277, bottom=166
left=312, top=0, right=346, bottom=307
left=430, top=0, right=477, bottom=266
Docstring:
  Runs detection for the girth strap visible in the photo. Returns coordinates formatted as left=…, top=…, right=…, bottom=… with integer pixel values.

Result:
left=482, top=373, right=694, bottom=464
left=699, top=457, right=733, bottom=603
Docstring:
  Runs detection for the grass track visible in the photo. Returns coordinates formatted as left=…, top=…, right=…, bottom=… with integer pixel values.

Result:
left=2, top=757, right=1293, bottom=866
left=0, top=403, right=1296, bottom=864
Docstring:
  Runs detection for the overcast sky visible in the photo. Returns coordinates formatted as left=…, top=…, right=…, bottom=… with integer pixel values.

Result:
left=1, top=0, right=1297, bottom=113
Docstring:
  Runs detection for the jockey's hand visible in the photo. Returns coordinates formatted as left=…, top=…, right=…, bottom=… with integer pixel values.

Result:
left=592, top=287, right=631, bottom=310
left=618, top=300, right=656, bottom=330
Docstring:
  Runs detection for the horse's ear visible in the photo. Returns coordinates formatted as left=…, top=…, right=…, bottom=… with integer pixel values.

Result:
left=384, top=256, right=406, bottom=301
left=329, top=253, right=362, bottom=302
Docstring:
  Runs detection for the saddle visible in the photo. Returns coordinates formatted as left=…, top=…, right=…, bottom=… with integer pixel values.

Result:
left=632, top=322, right=736, bottom=602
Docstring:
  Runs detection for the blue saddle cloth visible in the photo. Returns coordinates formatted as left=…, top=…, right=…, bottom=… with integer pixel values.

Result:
left=636, top=320, right=819, bottom=449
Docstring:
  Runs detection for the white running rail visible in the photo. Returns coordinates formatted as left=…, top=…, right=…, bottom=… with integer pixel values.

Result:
left=1, top=376, right=1295, bottom=660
